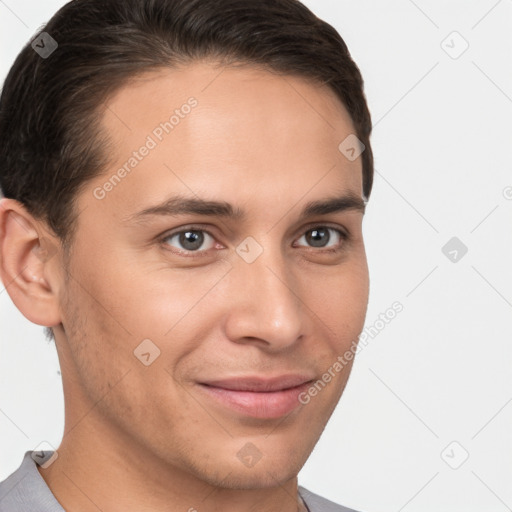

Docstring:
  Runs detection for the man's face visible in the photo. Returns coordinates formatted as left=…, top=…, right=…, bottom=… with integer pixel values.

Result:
left=54, top=61, right=369, bottom=488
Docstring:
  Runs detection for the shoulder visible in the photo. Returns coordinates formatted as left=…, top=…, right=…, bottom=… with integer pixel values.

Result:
left=0, top=451, right=64, bottom=512
left=299, top=485, right=362, bottom=512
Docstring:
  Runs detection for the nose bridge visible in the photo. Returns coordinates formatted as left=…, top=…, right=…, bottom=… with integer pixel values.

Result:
left=224, top=237, right=305, bottom=347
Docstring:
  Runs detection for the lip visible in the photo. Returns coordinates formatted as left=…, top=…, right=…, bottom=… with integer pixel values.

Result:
left=197, top=375, right=314, bottom=419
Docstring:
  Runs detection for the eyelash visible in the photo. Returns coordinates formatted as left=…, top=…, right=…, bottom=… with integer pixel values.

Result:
left=158, top=224, right=349, bottom=258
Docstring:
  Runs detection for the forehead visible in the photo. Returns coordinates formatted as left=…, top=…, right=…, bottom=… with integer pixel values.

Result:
left=87, top=61, right=363, bottom=219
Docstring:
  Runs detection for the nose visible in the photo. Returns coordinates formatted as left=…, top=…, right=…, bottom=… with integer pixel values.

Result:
left=222, top=243, right=307, bottom=351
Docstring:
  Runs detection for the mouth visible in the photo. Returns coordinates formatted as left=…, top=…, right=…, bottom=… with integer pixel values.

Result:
left=197, top=375, right=315, bottom=419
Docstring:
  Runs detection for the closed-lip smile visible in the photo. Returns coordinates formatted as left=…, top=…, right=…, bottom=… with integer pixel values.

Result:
left=197, top=374, right=315, bottom=418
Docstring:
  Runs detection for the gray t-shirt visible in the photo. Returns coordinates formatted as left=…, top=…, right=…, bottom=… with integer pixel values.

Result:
left=0, top=451, right=359, bottom=512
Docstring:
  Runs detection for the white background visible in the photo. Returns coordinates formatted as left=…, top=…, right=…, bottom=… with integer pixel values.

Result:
left=1, top=1, right=511, bottom=511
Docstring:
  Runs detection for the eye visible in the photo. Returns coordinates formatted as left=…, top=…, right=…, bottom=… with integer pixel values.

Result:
left=294, top=226, right=346, bottom=250
left=159, top=224, right=348, bottom=258
left=162, top=229, right=217, bottom=254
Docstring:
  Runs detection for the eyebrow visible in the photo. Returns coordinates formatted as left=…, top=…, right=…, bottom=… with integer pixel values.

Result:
left=126, top=191, right=366, bottom=223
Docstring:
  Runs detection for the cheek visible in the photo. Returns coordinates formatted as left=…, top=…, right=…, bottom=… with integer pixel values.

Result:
left=306, top=258, right=369, bottom=345
left=70, top=241, right=231, bottom=340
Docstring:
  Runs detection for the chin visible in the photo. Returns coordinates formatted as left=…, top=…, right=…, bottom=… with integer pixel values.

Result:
left=240, top=448, right=308, bottom=488
left=205, top=462, right=301, bottom=491
left=181, top=445, right=307, bottom=491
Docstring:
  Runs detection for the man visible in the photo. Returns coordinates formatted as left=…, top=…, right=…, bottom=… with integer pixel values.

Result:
left=0, top=0, right=373, bottom=510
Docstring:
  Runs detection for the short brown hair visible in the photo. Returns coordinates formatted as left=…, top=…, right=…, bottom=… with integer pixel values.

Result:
left=0, top=0, right=373, bottom=248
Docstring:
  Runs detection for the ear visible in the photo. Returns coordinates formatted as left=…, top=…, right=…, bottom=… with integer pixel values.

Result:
left=0, top=198, right=62, bottom=327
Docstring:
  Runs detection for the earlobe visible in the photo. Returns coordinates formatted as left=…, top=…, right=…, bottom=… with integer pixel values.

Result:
left=0, top=198, right=62, bottom=327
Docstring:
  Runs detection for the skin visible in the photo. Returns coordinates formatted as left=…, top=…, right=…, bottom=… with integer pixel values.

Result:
left=0, top=61, right=369, bottom=512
